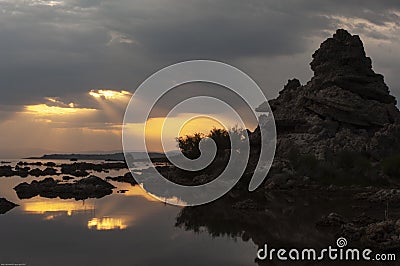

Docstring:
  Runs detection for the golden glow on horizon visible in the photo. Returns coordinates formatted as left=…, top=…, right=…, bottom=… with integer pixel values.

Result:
left=25, top=104, right=96, bottom=116
left=178, top=116, right=225, bottom=137
left=89, top=89, right=131, bottom=100
left=23, top=200, right=95, bottom=216
left=88, top=217, right=128, bottom=230
left=123, top=114, right=235, bottom=152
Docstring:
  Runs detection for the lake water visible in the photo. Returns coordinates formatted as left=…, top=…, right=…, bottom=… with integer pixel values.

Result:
left=0, top=160, right=257, bottom=266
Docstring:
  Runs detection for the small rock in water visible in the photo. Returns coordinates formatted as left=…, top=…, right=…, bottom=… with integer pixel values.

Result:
left=0, top=198, right=18, bottom=214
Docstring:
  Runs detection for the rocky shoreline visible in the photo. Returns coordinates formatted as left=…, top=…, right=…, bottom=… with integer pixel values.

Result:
left=14, top=176, right=116, bottom=200
left=173, top=29, right=400, bottom=261
left=0, top=161, right=127, bottom=178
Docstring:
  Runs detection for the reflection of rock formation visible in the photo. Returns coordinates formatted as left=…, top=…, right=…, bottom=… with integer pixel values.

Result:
left=88, top=217, right=128, bottom=230
left=256, top=29, right=400, bottom=160
left=176, top=190, right=394, bottom=265
left=176, top=191, right=344, bottom=248
left=0, top=198, right=18, bottom=214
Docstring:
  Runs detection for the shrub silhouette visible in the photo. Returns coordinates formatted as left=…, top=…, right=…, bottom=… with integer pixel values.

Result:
left=177, top=127, right=245, bottom=159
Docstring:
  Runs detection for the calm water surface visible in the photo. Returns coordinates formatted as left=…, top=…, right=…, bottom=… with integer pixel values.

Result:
left=0, top=160, right=257, bottom=266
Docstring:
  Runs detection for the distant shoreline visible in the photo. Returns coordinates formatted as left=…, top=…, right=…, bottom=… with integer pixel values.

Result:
left=26, top=152, right=167, bottom=161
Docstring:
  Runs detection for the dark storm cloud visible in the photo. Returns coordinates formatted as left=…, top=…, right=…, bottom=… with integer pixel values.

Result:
left=1, top=0, right=400, bottom=112
left=100, top=0, right=326, bottom=59
left=95, top=0, right=400, bottom=57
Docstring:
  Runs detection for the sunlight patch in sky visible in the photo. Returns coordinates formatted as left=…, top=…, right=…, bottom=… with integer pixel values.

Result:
left=89, top=89, right=132, bottom=100
left=328, top=15, right=399, bottom=42
left=29, top=0, right=65, bottom=7
left=24, top=104, right=96, bottom=116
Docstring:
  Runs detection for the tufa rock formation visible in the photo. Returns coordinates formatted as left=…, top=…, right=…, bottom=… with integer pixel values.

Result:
left=256, top=29, right=400, bottom=160
left=14, top=176, right=116, bottom=200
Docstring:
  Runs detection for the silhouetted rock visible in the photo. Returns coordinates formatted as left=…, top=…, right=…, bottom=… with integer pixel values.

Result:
left=14, top=176, right=115, bottom=200
left=0, top=198, right=18, bottom=214
left=256, top=29, right=400, bottom=169
left=1, top=165, right=59, bottom=178
left=0, top=165, right=14, bottom=177
left=106, top=172, right=137, bottom=186
left=14, top=165, right=30, bottom=178
left=43, top=167, right=57, bottom=175
left=337, top=219, right=400, bottom=250
left=60, top=162, right=126, bottom=177
left=27, top=168, right=56, bottom=177
left=28, top=168, right=42, bottom=177
left=17, top=161, right=43, bottom=166
left=257, top=30, right=400, bottom=159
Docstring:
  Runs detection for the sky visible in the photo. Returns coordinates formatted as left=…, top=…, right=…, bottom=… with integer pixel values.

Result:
left=1, top=0, right=400, bottom=158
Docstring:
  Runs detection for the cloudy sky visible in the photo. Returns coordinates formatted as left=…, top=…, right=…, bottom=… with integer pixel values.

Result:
left=1, top=0, right=400, bottom=158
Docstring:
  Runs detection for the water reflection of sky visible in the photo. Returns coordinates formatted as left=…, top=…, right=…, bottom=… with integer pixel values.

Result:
left=0, top=160, right=257, bottom=266
left=88, top=217, right=128, bottom=230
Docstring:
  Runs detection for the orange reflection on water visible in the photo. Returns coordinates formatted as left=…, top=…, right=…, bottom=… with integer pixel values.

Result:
left=118, top=184, right=158, bottom=201
left=23, top=200, right=95, bottom=216
left=117, top=183, right=187, bottom=205
left=88, top=217, right=128, bottom=230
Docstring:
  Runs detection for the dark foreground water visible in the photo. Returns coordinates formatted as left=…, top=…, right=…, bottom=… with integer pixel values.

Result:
left=0, top=160, right=257, bottom=266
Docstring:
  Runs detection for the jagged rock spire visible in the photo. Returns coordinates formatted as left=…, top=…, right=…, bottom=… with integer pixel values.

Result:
left=310, top=29, right=395, bottom=104
left=255, top=29, right=400, bottom=159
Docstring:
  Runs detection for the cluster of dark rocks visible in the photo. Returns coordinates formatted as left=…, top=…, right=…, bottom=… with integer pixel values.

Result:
left=355, top=189, right=400, bottom=203
left=60, top=162, right=127, bottom=177
left=0, top=165, right=16, bottom=177
left=17, top=161, right=56, bottom=167
left=317, top=212, right=400, bottom=250
left=0, top=165, right=58, bottom=178
left=0, top=161, right=129, bottom=178
left=14, top=176, right=116, bottom=200
left=106, top=172, right=137, bottom=186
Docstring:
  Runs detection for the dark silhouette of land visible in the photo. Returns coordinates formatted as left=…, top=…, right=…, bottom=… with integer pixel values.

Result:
left=173, top=30, right=400, bottom=265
